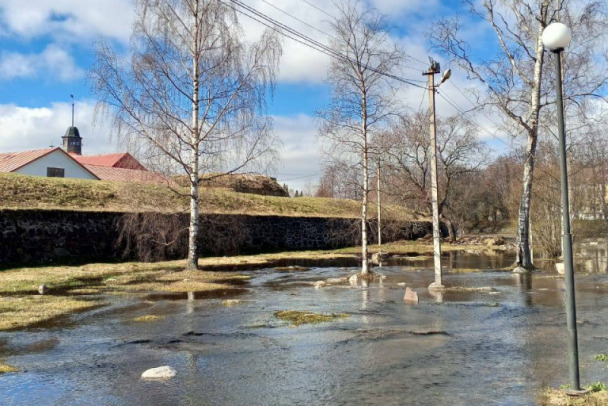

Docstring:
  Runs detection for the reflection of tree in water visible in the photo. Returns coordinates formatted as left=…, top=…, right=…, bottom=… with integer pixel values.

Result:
left=579, top=240, right=608, bottom=274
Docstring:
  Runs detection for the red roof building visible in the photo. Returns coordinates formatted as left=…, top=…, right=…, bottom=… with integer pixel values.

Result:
left=72, top=153, right=148, bottom=171
left=83, top=165, right=167, bottom=185
left=0, top=126, right=167, bottom=185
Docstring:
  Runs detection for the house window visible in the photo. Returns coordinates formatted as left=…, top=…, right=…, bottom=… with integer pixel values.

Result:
left=47, top=167, right=65, bottom=178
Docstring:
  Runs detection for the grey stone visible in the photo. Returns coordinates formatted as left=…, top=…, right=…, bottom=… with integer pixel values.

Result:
left=403, top=287, right=419, bottom=304
left=38, top=285, right=49, bottom=295
left=313, top=281, right=327, bottom=289
left=141, top=366, right=177, bottom=380
left=371, top=252, right=389, bottom=265
left=512, top=266, right=529, bottom=274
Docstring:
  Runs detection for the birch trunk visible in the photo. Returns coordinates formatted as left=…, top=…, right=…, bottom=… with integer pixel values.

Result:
left=361, top=90, right=369, bottom=275
left=515, top=20, right=546, bottom=271
left=186, top=0, right=200, bottom=271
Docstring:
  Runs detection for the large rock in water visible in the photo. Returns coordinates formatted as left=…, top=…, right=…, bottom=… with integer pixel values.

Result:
left=141, top=366, right=177, bottom=380
left=403, top=287, right=419, bottom=304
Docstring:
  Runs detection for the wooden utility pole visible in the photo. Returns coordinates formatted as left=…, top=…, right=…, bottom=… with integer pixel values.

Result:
left=377, top=159, right=382, bottom=246
left=423, top=59, right=445, bottom=290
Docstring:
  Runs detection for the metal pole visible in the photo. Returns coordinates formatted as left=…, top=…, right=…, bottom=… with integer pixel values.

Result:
left=71, top=94, right=75, bottom=127
left=554, top=49, right=582, bottom=392
left=377, top=159, right=382, bottom=246
left=425, top=66, right=443, bottom=289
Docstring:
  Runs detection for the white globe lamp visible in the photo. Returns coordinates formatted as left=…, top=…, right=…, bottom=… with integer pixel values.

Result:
left=542, top=22, right=571, bottom=51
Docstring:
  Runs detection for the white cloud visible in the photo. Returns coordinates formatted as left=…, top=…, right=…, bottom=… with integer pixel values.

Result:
left=0, top=101, right=119, bottom=154
left=270, top=114, right=321, bottom=191
left=0, top=44, right=83, bottom=81
left=0, top=0, right=134, bottom=43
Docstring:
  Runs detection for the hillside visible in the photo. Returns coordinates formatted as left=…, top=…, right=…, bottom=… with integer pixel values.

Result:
left=0, top=173, right=419, bottom=220
left=174, top=173, right=289, bottom=197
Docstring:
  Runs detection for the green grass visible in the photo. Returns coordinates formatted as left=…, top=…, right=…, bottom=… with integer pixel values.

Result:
left=541, top=386, right=608, bottom=405
left=586, top=382, right=607, bottom=393
left=0, top=172, right=416, bottom=220
left=594, top=354, right=608, bottom=362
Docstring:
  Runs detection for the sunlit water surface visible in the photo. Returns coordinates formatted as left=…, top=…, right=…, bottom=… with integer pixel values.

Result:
left=1, top=243, right=608, bottom=406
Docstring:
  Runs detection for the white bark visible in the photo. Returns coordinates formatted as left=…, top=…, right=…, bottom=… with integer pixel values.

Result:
left=515, top=16, right=547, bottom=270
left=92, top=0, right=280, bottom=270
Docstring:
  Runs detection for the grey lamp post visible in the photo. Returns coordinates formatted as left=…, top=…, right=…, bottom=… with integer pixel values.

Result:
left=541, top=22, right=585, bottom=395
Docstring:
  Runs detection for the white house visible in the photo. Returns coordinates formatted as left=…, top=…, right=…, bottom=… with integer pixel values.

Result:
left=0, top=147, right=98, bottom=180
left=0, top=125, right=167, bottom=185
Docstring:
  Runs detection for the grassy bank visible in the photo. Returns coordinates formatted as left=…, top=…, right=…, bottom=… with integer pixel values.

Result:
left=540, top=387, right=608, bottom=405
left=0, top=172, right=417, bottom=220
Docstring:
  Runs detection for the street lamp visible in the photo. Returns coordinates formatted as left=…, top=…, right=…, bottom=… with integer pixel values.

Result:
left=541, top=22, right=585, bottom=395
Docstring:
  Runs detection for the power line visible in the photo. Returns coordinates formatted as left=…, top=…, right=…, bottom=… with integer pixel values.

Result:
left=221, top=1, right=334, bottom=58
left=226, top=1, right=507, bottom=149
left=260, top=0, right=336, bottom=41
left=224, top=0, right=428, bottom=90
left=436, top=91, right=510, bottom=147
left=300, top=0, right=336, bottom=19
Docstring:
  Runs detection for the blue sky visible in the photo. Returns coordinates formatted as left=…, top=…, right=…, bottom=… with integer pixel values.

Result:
left=0, top=0, right=501, bottom=191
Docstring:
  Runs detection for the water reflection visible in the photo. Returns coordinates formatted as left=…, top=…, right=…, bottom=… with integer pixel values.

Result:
left=1, top=249, right=607, bottom=405
left=578, top=239, right=608, bottom=273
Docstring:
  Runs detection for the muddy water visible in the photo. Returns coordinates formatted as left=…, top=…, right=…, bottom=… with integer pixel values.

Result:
left=1, top=248, right=608, bottom=405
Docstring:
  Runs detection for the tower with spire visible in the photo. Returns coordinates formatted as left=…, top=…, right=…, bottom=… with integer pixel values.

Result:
left=62, top=94, right=82, bottom=155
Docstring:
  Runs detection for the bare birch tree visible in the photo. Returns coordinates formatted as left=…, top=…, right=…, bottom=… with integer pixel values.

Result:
left=318, top=0, right=402, bottom=275
left=379, top=111, right=487, bottom=240
left=91, top=0, right=281, bottom=270
left=431, top=0, right=608, bottom=270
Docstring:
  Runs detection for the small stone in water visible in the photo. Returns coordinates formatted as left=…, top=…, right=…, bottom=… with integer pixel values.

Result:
left=403, top=287, right=419, bottom=304
left=141, top=366, right=177, bottom=380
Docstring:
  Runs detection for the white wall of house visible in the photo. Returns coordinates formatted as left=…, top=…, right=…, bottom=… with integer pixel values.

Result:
left=14, top=150, right=97, bottom=180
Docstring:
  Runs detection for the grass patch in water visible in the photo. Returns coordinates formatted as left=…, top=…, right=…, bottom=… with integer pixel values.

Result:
left=540, top=386, right=608, bottom=405
left=0, top=296, right=105, bottom=331
left=0, top=363, right=18, bottom=374
left=222, top=299, right=245, bottom=306
left=133, top=315, right=164, bottom=322
left=0, top=263, right=252, bottom=331
left=594, top=354, right=608, bottom=362
left=445, top=286, right=498, bottom=293
left=275, top=310, right=349, bottom=326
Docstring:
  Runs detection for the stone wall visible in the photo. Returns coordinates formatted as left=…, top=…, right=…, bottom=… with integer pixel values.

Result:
left=0, top=209, right=435, bottom=268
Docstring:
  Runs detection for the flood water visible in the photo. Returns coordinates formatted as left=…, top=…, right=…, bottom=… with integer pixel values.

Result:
left=1, top=243, right=608, bottom=406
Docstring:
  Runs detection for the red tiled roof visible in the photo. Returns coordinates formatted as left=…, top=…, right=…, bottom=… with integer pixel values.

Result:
left=72, top=153, right=148, bottom=170
left=0, top=148, right=61, bottom=172
left=83, top=164, right=168, bottom=185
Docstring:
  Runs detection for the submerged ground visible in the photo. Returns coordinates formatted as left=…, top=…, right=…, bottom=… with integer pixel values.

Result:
left=1, top=243, right=607, bottom=405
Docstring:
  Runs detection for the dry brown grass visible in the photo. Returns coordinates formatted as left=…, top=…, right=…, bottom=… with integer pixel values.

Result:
left=0, top=363, right=18, bottom=373
left=335, top=240, right=484, bottom=255
left=0, top=238, right=493, bottom=331
left=0, top=260, right=255, bottom=331
left=0, top=296, right=104, bottom=331
left=540, top=388, right=608, bottom=405
left=275, top=310, right=350, bottom=326
left=133, top=315, right=164, bottom=322
left=0, top=172, right=417, bottom=219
